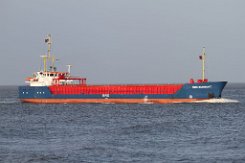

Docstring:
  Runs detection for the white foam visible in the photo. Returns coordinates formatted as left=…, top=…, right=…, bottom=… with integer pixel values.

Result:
left=194, top=98, right=239, bottom=103
left=0, top=98, right=20, bottom=104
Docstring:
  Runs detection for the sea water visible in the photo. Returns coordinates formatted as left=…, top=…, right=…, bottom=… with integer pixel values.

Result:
left=0, top=84, right=245, bottom=162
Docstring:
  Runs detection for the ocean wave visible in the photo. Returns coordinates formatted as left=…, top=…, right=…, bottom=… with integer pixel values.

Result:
left=194, top=98, right=239, bottom=103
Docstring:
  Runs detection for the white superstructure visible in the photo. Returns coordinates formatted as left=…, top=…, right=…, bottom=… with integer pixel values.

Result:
left=25, top=34, right=86, bottom=87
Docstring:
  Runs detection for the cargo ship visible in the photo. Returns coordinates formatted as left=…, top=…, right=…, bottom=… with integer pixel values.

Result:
left=19, top=35, right=227, bottom=104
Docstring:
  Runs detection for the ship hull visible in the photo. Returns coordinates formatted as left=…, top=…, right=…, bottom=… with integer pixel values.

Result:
left=19, top=81, right=227, bottom=104
left=20, top=98, right=206, bottom=104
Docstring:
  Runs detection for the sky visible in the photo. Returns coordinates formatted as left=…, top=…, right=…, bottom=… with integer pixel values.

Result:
left=1, top=0, right=245, bottom=85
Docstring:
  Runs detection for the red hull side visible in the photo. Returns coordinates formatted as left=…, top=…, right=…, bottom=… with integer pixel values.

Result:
left=49, top=84, right=183, bottom=95
left=20, top=98, right=207, bottom=104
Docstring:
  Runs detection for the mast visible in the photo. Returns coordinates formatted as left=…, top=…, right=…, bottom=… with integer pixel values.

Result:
left=201, top=47, right=206, bottom=81
left=43, top=34, right=56, bottom=72
left=46, top=34, right=52, bottom=59
left=51, top=56, right=56, bottom=71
